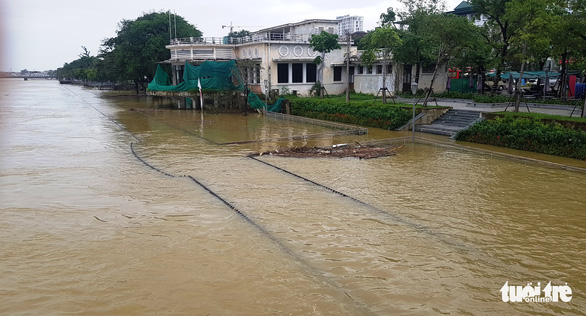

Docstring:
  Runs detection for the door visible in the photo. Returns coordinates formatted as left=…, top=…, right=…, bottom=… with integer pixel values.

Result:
left=402, top=65, right=412, bottom=93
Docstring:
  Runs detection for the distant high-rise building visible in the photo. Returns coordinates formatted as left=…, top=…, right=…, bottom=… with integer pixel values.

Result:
left=336, top=15, right=364, bottom=37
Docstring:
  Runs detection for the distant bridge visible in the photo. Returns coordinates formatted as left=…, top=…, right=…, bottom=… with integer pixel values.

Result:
left=0, top=75, right=55, bottom=79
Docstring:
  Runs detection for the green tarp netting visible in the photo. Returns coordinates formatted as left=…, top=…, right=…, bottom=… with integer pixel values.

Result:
left=148, top=61, right=283, bottom=112
left=148, top=60, right=244, bottom=92
left=247, top=92, right=284, bottom=113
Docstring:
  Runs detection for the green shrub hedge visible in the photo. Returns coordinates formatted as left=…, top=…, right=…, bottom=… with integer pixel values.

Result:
left=485, top=112, right=586, bottom=131
left=455, top=116, right=586, bottom=160
left=289, top=98, right=412, bottom=130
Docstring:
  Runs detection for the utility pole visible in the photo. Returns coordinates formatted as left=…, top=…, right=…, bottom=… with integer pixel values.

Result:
left=174, top=11, right=177, bottom=39
left=346, top=32, right=351, bottom=103
left=168, top=11, right=172, bottom=43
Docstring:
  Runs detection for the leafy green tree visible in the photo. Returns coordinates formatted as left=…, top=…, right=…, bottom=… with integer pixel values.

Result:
left=547, top=0, right=586, bottom=104
left=451, top=26, right=493, bottom=91
left=99, top=11, right=201, bottom=93
left=379, top=7, right=396, bottom=26
left=469, top=0, right=522, bottom=91
left=228, top=30, right=251, bottom=38
left=309, top=31, right=341, bottom=98
left=391, top=0, right=443, bottom=86
left=361, top=25, right=401, bottom=103
left=419, top=14, right=478, bottom=106
left=505, top=0, right=554, bottom=110
left=55, top=46, right=98, bottom=81
left=397, top=0, right=445, bottom=16
left=505, top=0, right=585, bottom=104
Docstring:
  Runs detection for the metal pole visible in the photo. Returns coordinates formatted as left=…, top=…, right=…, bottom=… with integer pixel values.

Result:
left=412, top=103, right=416, bottom=142
left=411, top=82, right=418, bottom=142
left=346, top=32, right=351, bottom=103
left=174, top=11, right=177, bottom=39
left=169, top=11, right=172, bottom=44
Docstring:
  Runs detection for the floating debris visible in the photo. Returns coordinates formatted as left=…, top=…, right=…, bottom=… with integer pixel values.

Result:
left=249, top=144, right=404, bottom=159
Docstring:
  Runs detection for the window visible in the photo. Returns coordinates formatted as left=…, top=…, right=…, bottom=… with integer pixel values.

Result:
left=356, top=65, right=363, bottom=75
left=255, top=64, right=260, bottom=84
left=292, top=63, right=303, bottom=83
left=242, top=67, right=249, bottom=84
left=333, top=66, right=342, bottom=82
left=277, top=64, right=289, bottom=83
left=306, top=63, right=317, bottom=83
left=377, top=65, right=383, bottom=74
left=387, top=64, right=393, bottom=74
left=422, top=64, right=436, bottom=73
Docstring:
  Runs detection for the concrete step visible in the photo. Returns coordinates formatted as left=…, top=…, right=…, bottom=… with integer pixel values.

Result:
left=433, top=118, right=477, bottom=123
left=441, top=113, right=481, bottom=119
left=435, top=116, right=478, bottom=122
left=415, top=126, right=457, bottom=136
left=442, top=116, right=480, bottom=121
left=416, top=109, right=482, bottom=136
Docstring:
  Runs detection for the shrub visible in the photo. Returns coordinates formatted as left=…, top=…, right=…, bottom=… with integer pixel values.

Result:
left=455, top=116, right=586, bottom=160
left=290, top=98, right=412, bottom=130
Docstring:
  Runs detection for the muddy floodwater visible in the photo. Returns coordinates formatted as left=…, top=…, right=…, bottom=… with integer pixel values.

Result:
left=1, top=78, right=584, bottom=315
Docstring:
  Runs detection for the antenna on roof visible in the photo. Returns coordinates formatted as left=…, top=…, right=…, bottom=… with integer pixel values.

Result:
left=174, top=10, right=177, bottom=39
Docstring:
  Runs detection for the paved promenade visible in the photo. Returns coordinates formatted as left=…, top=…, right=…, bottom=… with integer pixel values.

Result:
left=397, top=97, right=584, bottom=117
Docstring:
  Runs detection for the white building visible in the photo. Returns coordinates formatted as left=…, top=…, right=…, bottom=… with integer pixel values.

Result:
left=163, top=18, right=448, bottom=97
left=165, top=19, right=355, bottom=96
left=336, top=15, right=364, bottom=37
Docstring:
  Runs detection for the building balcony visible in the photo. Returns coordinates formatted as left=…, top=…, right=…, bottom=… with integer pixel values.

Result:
left=170, top=33, right=315, bottom=47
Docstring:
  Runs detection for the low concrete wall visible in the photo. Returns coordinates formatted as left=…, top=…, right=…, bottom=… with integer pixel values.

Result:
left=416, top=107, right=451, bottom=125
left=353, top=74, right=395, bottom=94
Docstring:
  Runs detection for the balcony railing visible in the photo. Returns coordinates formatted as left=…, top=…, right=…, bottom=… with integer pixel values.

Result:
left=170, top=33, right=316, bottom=46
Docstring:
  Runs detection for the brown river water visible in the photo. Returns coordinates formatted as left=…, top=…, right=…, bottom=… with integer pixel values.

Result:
left=1, top=78, right=584, bottom=315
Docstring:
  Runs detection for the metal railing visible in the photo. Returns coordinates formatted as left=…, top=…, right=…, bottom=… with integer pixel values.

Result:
left=170, top=33, right=316, bottom=46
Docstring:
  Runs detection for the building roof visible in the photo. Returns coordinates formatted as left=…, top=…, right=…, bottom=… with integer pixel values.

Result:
left=448, top=1, right=476, bottom=15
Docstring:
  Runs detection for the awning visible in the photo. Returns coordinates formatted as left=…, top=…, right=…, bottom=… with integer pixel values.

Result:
left=498, top=71, right=560, bottom=79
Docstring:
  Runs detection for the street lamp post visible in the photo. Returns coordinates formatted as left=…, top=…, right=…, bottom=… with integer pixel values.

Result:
left=411, top=82, right=418, bottom=142
left=264, top=79, right=268, bottom=113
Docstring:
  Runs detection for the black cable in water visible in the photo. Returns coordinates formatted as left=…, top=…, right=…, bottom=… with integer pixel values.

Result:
left=128, top=142, right=372, bottom=314
left=248, top=156, right=472, bottom=252
left=63, top=86, right=141, bottom=142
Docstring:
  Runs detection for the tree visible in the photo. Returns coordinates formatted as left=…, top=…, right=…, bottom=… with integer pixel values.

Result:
left=505, top=0, right=586, bottom=104
left=309, top=31, right=341, bottom=98
left=451, top=26, right=492, bottom=92
left=228, top=30, right=251, bottom=38
left=391, top=0, right=443, bottom=87
left=98, top=11, right=201, bottom=93
left=379, top=7, right=397, bottom=26
left=361, top=25, right=401, bottom=103
left=227, top=30, right=251, bottom=44
left=419, top=14, right=478, bottom=106
left=55, top=46, right=98, bottom=81
left=505, top=0, right=554, bottom=110
left=469, top=0, right=522, bottom=91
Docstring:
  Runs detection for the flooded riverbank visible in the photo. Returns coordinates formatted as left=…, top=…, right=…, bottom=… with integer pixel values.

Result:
left=1, top=79, right=584, bottom=315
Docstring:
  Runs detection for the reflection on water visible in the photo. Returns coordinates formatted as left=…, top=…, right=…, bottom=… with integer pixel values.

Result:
left=1, top=79, right=584, bottom=315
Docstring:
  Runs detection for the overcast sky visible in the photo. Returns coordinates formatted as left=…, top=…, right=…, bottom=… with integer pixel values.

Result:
left=0, top=0, right=463, bottom=72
